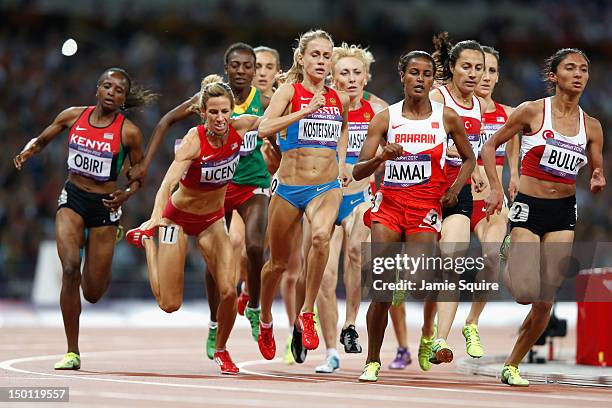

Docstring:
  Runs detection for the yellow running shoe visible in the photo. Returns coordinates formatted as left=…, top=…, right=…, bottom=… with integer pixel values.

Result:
left=283, top=334, right=295, bottom=365
left=430, top=338, right=453, bottom=364
left=463, top=323, right=484, bottom=358
left=418, top=335, right=434, bottom=371
left=358, top=362, right=381, bottom=382
left=501, top=365, right=529, bottom=386
left=54, top=352, right=80, bottom=370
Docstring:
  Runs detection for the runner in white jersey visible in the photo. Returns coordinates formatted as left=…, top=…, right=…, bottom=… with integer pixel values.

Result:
left=427, top=33, right=487, bottom=367
left=482, top=49, right=605, bottom=386
left=353, top=51, right=475, bottom=382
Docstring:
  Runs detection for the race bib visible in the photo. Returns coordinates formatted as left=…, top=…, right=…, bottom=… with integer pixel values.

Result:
left=200, top=153, right=240, bottom=185
left=508, top=201, right=529, bottom=223
left=479, top=123, right=506, bottom=157
left=420, top=209, right=441, bottom=232
left=384, top=154, right=432, bottom=187
left=371, top=191, right=383, bottom=213
left=347, top=122, right=368, bottom=157
left=539, top=138, right=587, bottom=180
left=270, top=176, right=279, bottom=195
left=298, top=112, right=342, bottom=147
left=240, top=131, right=258, bottom=156
left=446, top=133, right=479, bottom=166
left=67, top=146, right=112, bottom=181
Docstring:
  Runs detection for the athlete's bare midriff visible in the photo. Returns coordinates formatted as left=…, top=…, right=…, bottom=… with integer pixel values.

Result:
left=277, top=148, right=339, bottom=185
left=171, top=183, right=227, bottom=214
left=518, top=175, right=576, bottom=199
left=68, top=172, right=119, bottom=195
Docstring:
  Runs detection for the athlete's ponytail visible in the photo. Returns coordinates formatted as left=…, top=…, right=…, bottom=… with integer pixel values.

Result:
left=98, top=68, right=158, bottom=111
left=195, top=74, right=235, bottom=113
left=432, top=33, right=483, bottom=84
left=285, top=29, right=334, bottom=84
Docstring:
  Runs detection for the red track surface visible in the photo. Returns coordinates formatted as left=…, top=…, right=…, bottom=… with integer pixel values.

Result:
left=1, top=327, right=610, bottom=407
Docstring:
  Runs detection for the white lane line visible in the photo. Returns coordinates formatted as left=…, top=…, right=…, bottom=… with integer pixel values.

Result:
left=237, top=358, right=612, bottom=402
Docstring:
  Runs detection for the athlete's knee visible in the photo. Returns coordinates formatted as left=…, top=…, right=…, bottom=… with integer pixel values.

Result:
left=218, top=285, right=237, bottom=304
left=347, top=241, right=362, bottom=266
left=245, top=240, right=265, bottom=261
left=310, top=228, right=332, bottom=252
left=229, top=232, right=243, bottom=250
left=61, top=261, right=81, bottom=285
left=159, top=297, right=182, bottom=313
left=82, top=286, right=106, bottom=304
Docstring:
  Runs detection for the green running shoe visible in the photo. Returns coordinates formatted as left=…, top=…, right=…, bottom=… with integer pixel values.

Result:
left=54, top=352, right=80, bottom=370
left=283, top=334, right=295, bottom=365
left=245, top=307, right=261, bottom=341
left=418, top=334, right=435, bottom=371
left=501, top=365, right=529, bottom=386
left=430, top=338, right=453, bottom=364
left=499, top=234, right=511, bottom=263
left=463, top=323, right=484, bottom=358
left=358, top=362, right=381, bottom=382
left=206, top=326, right=217, bottom=360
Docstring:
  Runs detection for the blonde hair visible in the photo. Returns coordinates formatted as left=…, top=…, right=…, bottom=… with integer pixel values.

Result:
left=193, top=74, right=235, bottom=113
left=285, top=29, right=334, bottom=84
left=331, top=43, right=375, bottom=81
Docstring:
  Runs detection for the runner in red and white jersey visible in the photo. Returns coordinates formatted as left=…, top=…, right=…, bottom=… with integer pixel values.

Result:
left=482, top=49, right=605, bottom=386
left=125, top=75, right=261, bottom=375
left=353, top=51, right=475, bottom=382
left=13, top=68, right=152, bottom=370
left=428, top=33, right=487, bottom=364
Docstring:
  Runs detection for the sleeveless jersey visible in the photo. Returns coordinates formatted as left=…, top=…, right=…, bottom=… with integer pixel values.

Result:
left=520, top=97, right=587, bottom=184
left=437, top=85, right=482, bottom=185
left=346, top=99, right=375, bottom=164
left=478, top=102, right=508, bottom=166
left=180, top=124, right=242, bottom=191
left=67, top=106, right=126, bottom=182
left=231, top=86, right=270, bottom=188
left=382, top=100, right=447, bottom=200
left=279, top=84, right=343, bottom=152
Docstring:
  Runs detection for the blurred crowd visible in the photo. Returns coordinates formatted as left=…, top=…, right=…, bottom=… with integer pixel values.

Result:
left=0, top=0, right=610, bottom=298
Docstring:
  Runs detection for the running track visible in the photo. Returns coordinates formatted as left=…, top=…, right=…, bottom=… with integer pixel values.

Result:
left=1, top=327, right=610, bottom=407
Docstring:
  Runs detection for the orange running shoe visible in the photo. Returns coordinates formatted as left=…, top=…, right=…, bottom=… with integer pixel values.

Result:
left=213, top=350, right=239, bottom=375
left=258, top=323, right=276, bottom=360
left=298, top=312, right=319, bottom=350
left=126, top=227, right=155, bottom=248
left=237, top=291, right=249, bottom=316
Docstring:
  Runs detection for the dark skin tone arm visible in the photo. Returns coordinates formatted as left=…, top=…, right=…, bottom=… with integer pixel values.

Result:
left=128, top=93, right=199, bottom=181
left=102, top=119, right=144, bottom=211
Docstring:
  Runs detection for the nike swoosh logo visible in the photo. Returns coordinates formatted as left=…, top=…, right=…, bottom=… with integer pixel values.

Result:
left=482, top=207, right=487, bottom=212
left=316, top=186, right=328, bottom=192
left=76, top=126, right=87, bottom=131
left=391, top=124, right=404, bottom=130
left=202, top=155, right=214, bottom=161
left=350, top=199, right=360, bottom=205
left=569, top=224, right=576, bottom=227
left=300, top=97, right=311, bottom=101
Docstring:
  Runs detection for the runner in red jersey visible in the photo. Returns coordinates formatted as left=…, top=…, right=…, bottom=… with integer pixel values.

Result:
left=353, top=51, right=475, bottom=381
left=13, top=68, right=153, bottom=370
left=428, top=33, right=487, bottom=365
left=257, top=30, right=351, bottom=363
left=125, top=75, right=261, bottom=375
left=483, top=49, right=605, bottom=386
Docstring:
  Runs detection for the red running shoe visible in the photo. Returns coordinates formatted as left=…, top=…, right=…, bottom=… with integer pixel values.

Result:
left=126, top=227, right=156, bottom=248
left=237, top=291, right=249, bottom=316
left=213, top=350, right=239, bottom=375
left=258, top=324, right=276, bottom=360
left=298, top=312, right=319, bottom=350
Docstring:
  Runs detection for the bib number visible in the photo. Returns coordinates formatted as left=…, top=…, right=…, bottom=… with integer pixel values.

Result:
left=508, top=201, right=529, bottom=223
left=160, top=224, right=179, bottom=245
left=421, top=209, right=441, bottom=232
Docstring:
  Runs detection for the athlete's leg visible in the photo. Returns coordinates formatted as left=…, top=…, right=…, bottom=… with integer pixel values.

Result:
left=55, top=208, right=86, bottom=354
left=436, top=214, right=471, bottom=340
left=302, top=189, right=342, bottom=313
left=228, top=211, right=246, bottom=287
left=316, top=226, right=343, bottom=349
left=197, top=219, right=237, bottom=350
left=389, top=304, right=408, bottom=348
left=237, top=194, right=268, bottom=308
left=281, top=227, right=302, bottom=326
left=81, top=225, right=117, bottom=303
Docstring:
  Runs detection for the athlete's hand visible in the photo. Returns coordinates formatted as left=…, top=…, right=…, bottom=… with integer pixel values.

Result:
left=261, top=139, right=281, bottom=175
left=128, top=163, right=147, bottom=183
left=484, top=189, right=504, bottom=221
left=446, top=145, right=460, bottom=158
left=471, top=168, right=487, bottom=193
left=440, top=188, right=459, bottom=208
left=508, top=175, right=519, bottom=202
left=590, top=168, right=606, bottom=194
left=378, top=143, right=403, bottom=161
left=13, top=150, right=34, bottom=170
left=140, top=216, right=170, bottom=232
left=102, top=189, right=131, bottom=211
left=340, top=164, right=352, bottom=187
left=306, top=91, right=326, bottom=114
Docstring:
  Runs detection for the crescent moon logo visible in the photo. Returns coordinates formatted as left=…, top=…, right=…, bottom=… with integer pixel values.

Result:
left=543, top=130, right=555, bottom=140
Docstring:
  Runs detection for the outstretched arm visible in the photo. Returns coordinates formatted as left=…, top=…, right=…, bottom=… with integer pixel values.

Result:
left=14, top=107, right=84, bottom=170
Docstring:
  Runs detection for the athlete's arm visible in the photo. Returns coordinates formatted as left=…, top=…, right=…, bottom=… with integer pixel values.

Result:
left=130, top=93, right=199, bottom=181
left=231, top=114, right=263, bottom=137
left=471, top=96, right=488, bottom=193
left=482, top=100, right=539, bottom=215
left=13, top=107, right=84, bottom=170
left=337, top=91, right=351, bottom=186
left=585, top=115, right=606, bottom=194
left=142, top=128, right=200, bottom=230
left=258, top=84, right=322, bottom=138
left=102, top=120, right=144, bottom=211
left=367, top=92, right=389, bottom=111
left=353, top=109, right=402, bottom=180
left=443, top=107, right=476, bottom=207
left=502, top=105, right=520, bottom=201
